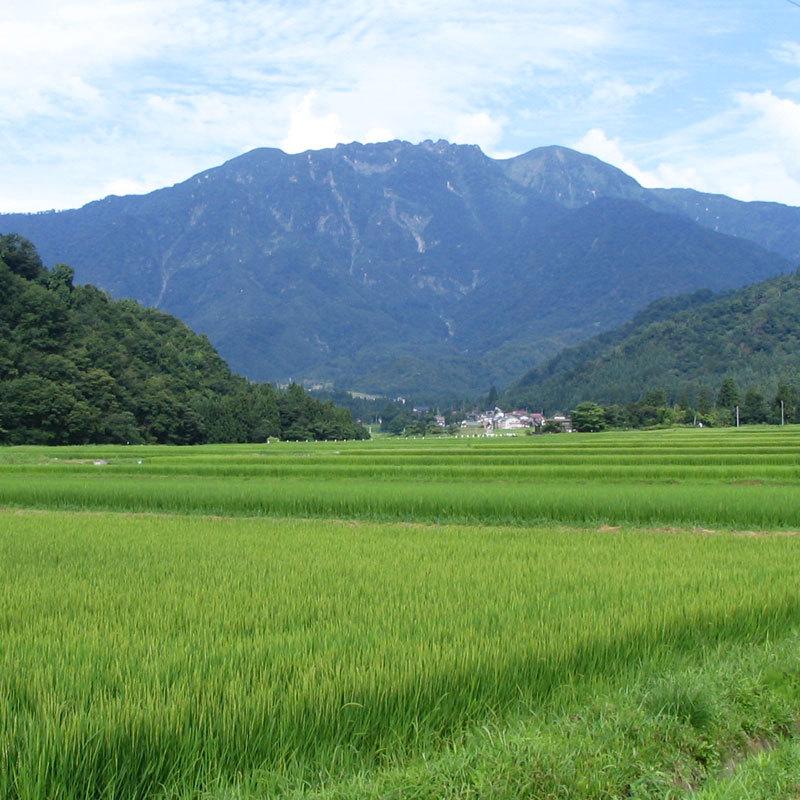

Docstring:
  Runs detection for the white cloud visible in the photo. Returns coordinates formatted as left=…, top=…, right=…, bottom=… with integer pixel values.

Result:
left=574, top=91, right=800, bottom=205
left=0, top=1, right=181, bottom=119
left=574, top=128, right=652, bottom=185
left=588, top=78, right=659, bottom=108
left=363, top=127, right=395, bottom=144
left=775, top=41, right=800, bottom=66
left=100, top=178, right=159, bottom=198
left=2, top=1, right=800, bottom=210
left=451, top=112, right=506, bottom=153
left=281, top=92, right=344, bottom=153
left=735, top=90, right=800, bottom=165
left=0, top=0, right=636, bottom=209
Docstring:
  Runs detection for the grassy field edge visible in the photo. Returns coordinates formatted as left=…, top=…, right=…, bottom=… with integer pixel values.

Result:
left=209, top=632, right=800, bottom=800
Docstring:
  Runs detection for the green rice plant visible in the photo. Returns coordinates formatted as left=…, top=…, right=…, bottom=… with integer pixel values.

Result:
left=3, top=428, right=800, bottom=798
left=2, top=471, right=800, bottom=528
left=2, top=512, right=800, bottom=799
left=6, top=460, right=800, bottom=483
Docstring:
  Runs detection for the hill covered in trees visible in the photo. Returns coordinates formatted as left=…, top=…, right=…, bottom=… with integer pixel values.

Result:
left=0, top=235, right=367, bottom=445
left=505, top=269, right=800, bottom=415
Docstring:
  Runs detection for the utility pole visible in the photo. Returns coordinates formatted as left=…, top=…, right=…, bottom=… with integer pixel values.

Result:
left=735, top=405, right=740, bottom=428
left=781, top=399, right=785, bottom=426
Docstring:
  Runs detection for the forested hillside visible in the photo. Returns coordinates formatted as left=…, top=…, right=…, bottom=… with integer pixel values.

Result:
left=506, top=269, right=800, bottom=413
left=0, top=235, right=367, bottom=444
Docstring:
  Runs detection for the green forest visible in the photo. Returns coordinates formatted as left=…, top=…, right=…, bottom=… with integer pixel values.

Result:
left=567, top=376, right=800, bottom=433
left=0, top=235, right=368, bottom=445
left=506, top=270, right=800, bottom=417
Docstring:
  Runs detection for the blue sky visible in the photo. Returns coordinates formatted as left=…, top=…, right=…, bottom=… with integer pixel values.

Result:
left=2, top=0, right=800, bottom=211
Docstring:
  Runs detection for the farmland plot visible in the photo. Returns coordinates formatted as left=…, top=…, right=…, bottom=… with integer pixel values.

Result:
left=2, top=428, right=800, bottom=798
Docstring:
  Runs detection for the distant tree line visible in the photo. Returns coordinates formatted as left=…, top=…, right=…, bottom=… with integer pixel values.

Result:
left=377, top=404, right=464, bottom=436
left=0, top=235, right=368, bottom=445
left=310, top=389, right=389, bottom=426
left=569, top=377, right=800, bottom=432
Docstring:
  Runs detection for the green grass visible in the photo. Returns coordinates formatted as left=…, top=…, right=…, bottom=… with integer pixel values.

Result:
left=3, top=427, right=800, bottom=798
left=693, top=740, right=800, bottom=800
left=275, top=634, right=800, bottom=800
left=3, top=471, right=800, bottom=529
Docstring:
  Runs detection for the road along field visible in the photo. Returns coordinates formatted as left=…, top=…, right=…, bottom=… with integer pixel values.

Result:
left=2, top=427, right=800, bottom=799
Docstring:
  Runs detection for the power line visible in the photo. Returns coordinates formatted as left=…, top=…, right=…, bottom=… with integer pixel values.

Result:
left=786, top=0, right=800, bottom=8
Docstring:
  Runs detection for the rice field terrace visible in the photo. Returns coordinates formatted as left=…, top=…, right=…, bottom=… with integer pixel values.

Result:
left=3, top=427, right=800, bottom=799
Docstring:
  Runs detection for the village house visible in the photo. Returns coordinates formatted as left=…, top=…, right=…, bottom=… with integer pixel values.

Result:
left=460, top=418, right=487, bottom=433
left=550, top=413, right=573, bottom=432
left=459, top=407, right=569, bottom=435
left=496, top=413, right=527, bottom=430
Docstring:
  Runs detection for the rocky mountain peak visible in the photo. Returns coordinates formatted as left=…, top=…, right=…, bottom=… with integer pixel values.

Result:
left=498, top=145, right=645, bottom=207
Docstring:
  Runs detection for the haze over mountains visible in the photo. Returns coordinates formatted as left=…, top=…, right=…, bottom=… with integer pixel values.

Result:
left=3, top=140, right=799, bottom=400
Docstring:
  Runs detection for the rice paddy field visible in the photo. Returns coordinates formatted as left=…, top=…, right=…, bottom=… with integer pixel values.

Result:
left=3, top=427, right=800, bottom=799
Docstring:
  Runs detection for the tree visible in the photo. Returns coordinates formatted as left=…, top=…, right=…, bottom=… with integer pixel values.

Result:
left=0, top=375, right=76, bottom=444
left=385, top=413, right=408, bottom=436
left=677, top=388, right=692, bottom=414
left=485, top=385, right=499, bottom=410
left=633, top=389, right=672, bottom=427
left=697, top=386, right=713, bottom=415
left=46, top=263, right=75, bottom=298
left=741, top=388, right=767, bottom=424
left=405, top=418, right=428, bottom=437
left=603, top=404, right=629, bottom=428
left=642, top=388, right=668, bottom=407
left=717, top=377, right=740, bottom=410
left=0, top=234, right=45, bottom=280
left=571, top=402, right=606, bottom=433
left=249, top=384, right=281, bottom=440
left=772, top=382, right=799, bottom=424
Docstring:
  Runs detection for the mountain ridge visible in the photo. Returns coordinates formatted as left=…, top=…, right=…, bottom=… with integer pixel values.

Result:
left=9, top=141, right=800, bottom=260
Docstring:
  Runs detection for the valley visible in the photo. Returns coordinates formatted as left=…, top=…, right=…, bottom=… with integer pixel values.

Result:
left=3, top=142, right=797, bottom=400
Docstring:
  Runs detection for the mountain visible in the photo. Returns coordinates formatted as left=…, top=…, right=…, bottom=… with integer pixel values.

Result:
left=2, top=141, right=796, bottom=400
left=649, top=188, right=800, bottom=264
left=0, top=235, right=367, bottom=444
left=497, top=145, right=648, bottom=207
left=505, top=268, right=800, bottom=412
left=498, top=148, right=800, bottom=264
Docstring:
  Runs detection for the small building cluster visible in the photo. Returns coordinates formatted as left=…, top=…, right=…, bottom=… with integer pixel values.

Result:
left=460, top=407, right=572, bottom=434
